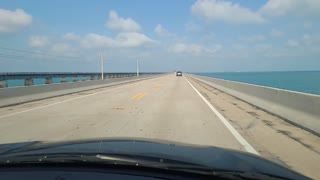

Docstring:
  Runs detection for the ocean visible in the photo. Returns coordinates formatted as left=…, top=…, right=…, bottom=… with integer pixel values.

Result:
left=195, top=71, right=320, bottom=95
left=7, top=76, right=91, bottom=88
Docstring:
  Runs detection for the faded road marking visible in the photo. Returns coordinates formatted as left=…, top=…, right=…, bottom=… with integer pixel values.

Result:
left=184, top=76, right=259, bottom=155
left=132, top=93, right=143, bottom=99
left=132, top=93, right=145, bottom=100
left=154, top=84, right=161, bottom=88
left=136, top=93, right=145, bottom=99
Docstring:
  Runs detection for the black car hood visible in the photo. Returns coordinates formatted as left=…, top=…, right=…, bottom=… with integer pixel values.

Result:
left=0, top=137, right=309, bottom=179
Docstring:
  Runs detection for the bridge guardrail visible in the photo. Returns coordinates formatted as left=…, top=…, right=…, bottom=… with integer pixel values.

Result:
left=0, top=74, right=164, bottom=107
left=189, top=74, right=320, bottom=136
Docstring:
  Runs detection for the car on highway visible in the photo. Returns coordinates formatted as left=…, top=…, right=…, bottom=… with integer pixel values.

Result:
left=0, top=138, right=310, bottom=180
left=176, top=71, right=182, bottom=76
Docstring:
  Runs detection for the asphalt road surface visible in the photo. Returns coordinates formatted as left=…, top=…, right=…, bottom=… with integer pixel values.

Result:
left=0, top=74, right=244, bottom=150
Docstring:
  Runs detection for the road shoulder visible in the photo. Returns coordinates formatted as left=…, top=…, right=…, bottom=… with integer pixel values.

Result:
left=187, top=75, right=320, bottom=180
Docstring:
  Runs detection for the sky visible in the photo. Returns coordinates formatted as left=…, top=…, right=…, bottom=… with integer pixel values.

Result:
left=0, top=0, right=320, bottom=72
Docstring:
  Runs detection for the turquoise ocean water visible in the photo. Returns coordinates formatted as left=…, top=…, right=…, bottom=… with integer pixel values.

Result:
left=195, top=71, right=320, bottom=95
left=7, top=76, right=92, bottom=87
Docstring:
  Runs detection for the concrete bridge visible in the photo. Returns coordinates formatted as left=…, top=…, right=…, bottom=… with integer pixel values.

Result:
left=0, top=72, right=161, bottom=87
left=0, top=73, right=319, bottom=179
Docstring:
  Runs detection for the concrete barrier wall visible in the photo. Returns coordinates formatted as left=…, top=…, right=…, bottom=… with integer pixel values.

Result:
left=189, top=74, right=320, bottom=135
left=0, top=75, right=160, bottom=107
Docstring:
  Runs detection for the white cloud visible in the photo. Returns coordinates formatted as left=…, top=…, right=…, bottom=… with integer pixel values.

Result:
left=106, top=10, right=141, bottom=32
left=81, top=33, right=114, bottom=48
left=249, top=35, right=265, bottom=42
left=287, top=39, right=300, bottom=47
left=241, top=35, right=265, bottom=43
left=63, top=32, right=81, bottom=41
left=50, top=43, right=81, bottom=57
left=271, top=28, right=284, bottom=37
left=301, top=33, right=320, bottom=45
left=114, top=32, right=155, bottom=47
left=185, top=22, right=201, bottom=32
left=0, top=8, right=32, bottom=33
left=191, top=0, right=265, bottom=24
left=280, top=34, right=320, bottom=51
left=81, top=32, right=154, bottom=49
left=254, top=43, right=272, bottom=53
left=51, top=43, right=75, bottom=53
left=154, top=24, right=174, bottom=37
left=260, top=0, right=320, bottom=17
left=154, top=24, right=166, bottom=36
left=170, top=43, right=222, bottom=56
left=29, top=36, right=49, bottom=48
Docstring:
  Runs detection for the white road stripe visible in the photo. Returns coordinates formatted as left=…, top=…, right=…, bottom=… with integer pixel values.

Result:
left=0, top=76, right=163, bottom=119
left=184, top=76, right=260, bottom=155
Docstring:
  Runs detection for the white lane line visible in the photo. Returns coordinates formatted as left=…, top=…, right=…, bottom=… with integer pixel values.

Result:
left=0, top=77, right=163, bottom=119
left=184, top=76, right=259, bottom=155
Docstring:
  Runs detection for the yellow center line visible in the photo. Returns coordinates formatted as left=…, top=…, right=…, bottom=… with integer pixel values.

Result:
left=131, top=93, right=146, bottom=99
left=136, top=93, right=145, bottom=99
left=154, top=84, right=161, bottom=88
left=132, top=93, right=143, bottom=99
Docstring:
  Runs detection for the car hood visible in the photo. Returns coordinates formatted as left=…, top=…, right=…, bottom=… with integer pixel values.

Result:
left=0, top=137, right=309, bottom=179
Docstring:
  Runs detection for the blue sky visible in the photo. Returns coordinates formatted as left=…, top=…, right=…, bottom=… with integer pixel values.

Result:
left=0, top=0, right=319, bottom=72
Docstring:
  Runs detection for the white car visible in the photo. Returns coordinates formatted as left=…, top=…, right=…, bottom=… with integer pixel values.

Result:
left=176, top=71, right=182, bottom=76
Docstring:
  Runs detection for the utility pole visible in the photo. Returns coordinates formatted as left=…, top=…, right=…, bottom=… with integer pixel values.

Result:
left=100, top=52, right=104, bottom=80
left=136, top=58, right=139, bottom=77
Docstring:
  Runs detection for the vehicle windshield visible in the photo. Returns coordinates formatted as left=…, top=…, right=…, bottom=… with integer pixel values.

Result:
left=0, top=0, right=319, bottom=179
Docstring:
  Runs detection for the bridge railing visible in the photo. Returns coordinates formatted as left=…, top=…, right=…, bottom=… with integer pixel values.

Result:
left=189, top=74, right=320, bottom=136
left=0, top=74, right=165, bottom=107
left=0, top=72, right=162, bottom=88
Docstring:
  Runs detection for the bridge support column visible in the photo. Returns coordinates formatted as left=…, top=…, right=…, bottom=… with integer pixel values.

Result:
left=45, top=77, right=52, bottom=84
left=72, top=77, right=77, bottom=82
left=24, top=78, right=34, bottom=86
left=60, top=77, right=67, bottom=83
left=82, top=76, right=87, bottom=81
left=0, top=81, right=7, bottom=88
left=90, top=75, right=95, bottom=80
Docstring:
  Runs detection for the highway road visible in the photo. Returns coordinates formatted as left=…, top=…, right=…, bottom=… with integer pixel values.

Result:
left=0, top=74, right=319, bottom=179
left=0, top=74, right=245, bottom=150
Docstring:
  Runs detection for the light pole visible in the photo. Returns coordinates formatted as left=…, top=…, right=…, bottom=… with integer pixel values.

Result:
left=136, top=58, right=139, bottom=77
left=100, top=52, right=104, bottom=80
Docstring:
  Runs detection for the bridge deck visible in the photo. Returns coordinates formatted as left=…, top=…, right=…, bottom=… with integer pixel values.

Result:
left=0, top=74, right=319, bottom=179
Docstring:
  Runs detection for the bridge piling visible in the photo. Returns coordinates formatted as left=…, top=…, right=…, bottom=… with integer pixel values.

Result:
left=45, top=77, right=52, bottom=84
left=60, top=77, right=67, bottom=83
left=0, top=81, right=7, bottom=88
left=24, top=78, right=34, bottom=86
